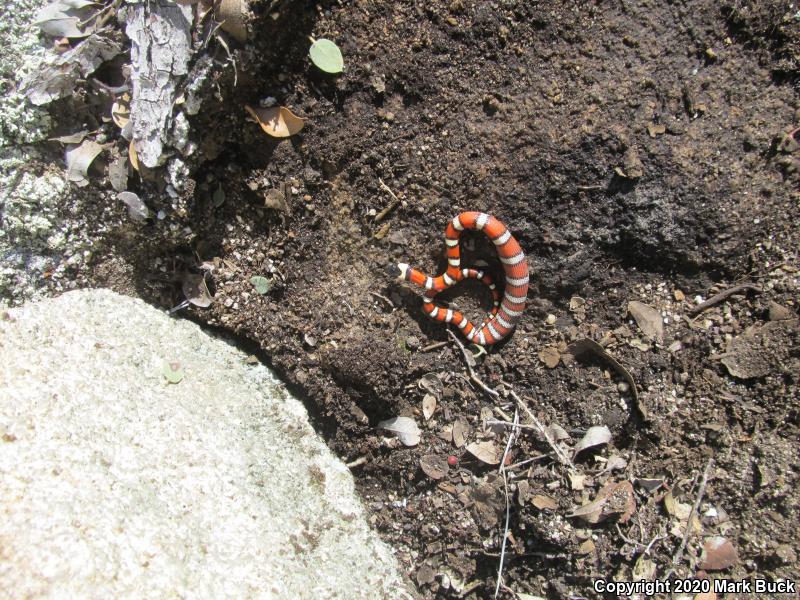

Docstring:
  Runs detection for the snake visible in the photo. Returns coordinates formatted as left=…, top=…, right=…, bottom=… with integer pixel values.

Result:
left=389, top=211, right=529, bottom=345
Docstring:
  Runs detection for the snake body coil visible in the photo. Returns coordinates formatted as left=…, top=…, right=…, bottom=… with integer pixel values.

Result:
left=393, top=211, right=529, bottom=346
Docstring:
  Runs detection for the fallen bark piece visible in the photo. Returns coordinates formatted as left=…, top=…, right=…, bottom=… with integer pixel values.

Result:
left=124, top=0, right=193, bottom=168
left=22, top=32, right=124, bottom=105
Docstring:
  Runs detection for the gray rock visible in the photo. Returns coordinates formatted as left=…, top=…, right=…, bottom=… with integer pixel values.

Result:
left=0, top=289, right=413, bottom=599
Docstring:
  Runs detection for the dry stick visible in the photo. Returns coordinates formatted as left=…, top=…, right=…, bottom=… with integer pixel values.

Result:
left=494, top=407, right=519, bottom=599
left=446, top=330, right=500, bottom=400
left=688, top=283, right=761, bottom=316
left=664, top=458, right=714, bottom=580
left=374, top=178, right=403, bottom=223
left=420, top=341, right=449, bottom=353
left=369, top=291, right=395, bottom=308
left=507, top=388, right=575, bottom=469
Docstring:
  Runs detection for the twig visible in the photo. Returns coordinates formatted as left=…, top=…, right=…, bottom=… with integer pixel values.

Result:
left=688, top=283, right=761, bottom=316
left=447, top=330, right=499, bottom=400
left=494, top=408, right=518, bottom=599
left=664, top=458, right=714, bottom=579
left=505, top=453, right=554, bottom=470
left=507, top=389, right=575, bottom=469
left=346, top=455, right=368, bottom=468
left=420, top=341, right=448, bottom=352
left=374, top=178, right=403, bottom=223
left=369, top=291, right=395, bottom=308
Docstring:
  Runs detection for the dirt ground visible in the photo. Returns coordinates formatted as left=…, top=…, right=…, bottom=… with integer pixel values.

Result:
left=35, top=0, right=800, bottom=597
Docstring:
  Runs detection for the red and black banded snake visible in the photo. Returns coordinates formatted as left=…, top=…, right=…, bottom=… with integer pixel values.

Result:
left=389, top=212, right=529, bottom=346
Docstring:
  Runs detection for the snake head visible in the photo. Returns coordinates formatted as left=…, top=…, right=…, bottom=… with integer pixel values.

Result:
left=385, top=263, right=406, bottom=280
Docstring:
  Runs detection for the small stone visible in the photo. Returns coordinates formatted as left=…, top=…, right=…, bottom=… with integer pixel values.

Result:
left=767, top=301, right=792, bottom=321
left=674, top=289, right=685, bottom=302
left=545, top=314, right=557, bottom=325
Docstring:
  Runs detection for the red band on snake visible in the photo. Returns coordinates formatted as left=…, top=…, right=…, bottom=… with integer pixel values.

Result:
left=393, top=211, right=529, bottom=346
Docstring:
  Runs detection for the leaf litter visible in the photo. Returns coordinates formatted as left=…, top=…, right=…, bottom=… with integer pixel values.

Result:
left=378, top=416, right=421, bottom=446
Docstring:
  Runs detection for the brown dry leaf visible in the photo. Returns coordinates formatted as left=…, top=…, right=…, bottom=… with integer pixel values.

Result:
left=128, top=140, right=139, bottom=171
left=419, top=454, right=448, bottom=480
left=245, top=105, right=304, bottom=138
left=566, top=338, right=647, bottom=420
left=452, top=418, right=468, bottom=448
left=531, top=495, right=558, bottom=511
left=578, top=539, right=595, bottom=555
left=111, top=93, right=130, bottom=128
left=602, top=480, right=636, bottom=523
left=183, top=274, right=213, bottom=308
left=264, top=189, right=288, bottom=211
left=418, top=373, right=443, bottom=398
left=422, top=393, right=437, bottom=421
left=628, top=300, right=664, bottom=342
left=570, top=481, right=635, bottom=524
left=573, top=425, right=611, bottom=457
left=569, top=495, right=607, bottom=523
left=700, top=537, right=738, bottom=571
left=466, top=441, right=501, bottom=465
left=538, top=346, right=560, bottom=368
left=216, top=0, right=249, bottom=42
left=65, top=139, right=105, bottom=186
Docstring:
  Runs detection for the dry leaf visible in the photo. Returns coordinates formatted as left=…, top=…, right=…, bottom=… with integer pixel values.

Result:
left=569, top=495, right=607, bottom=523
left=628, top=300, right=664, bottom=342
left=452, top=419, right=468, bottom=448
left=34, top=0, right=96, bottom=38
left=637, top=477, right=664, bottom=493
left=418, top=373, right=443, bottom=398
left=111, top=93, right=130, bottom=128
left=182, top=274, right=213, bottom=308
left=245, top=105, right=304, bottom=138
left=422, top=393, right=437, bottom=420
left=378, top=416, right=421, bottom=446
left=419, top=454, right=448, bottom=480
left=50, top=130, right=89, bottom=144
left=602, top=480, right=636, bottom=523
left=700, top=537, right=738, bottom=570
left=538, top=346, right=560, bottom=368
left=567, top=338, right=647, bottom=420
left=569, top=471, right=586, bottom=491
left=264, top=189, right=288, bottom=211
left=117, top=191, right=149, bottom=221
left=578, top=539, right=596, bottom=555
left=128, top=141, right=139, bottom=171
left=466, top=441, right=501, bottom=465
left=107, top=154, right=128, bottom=192
left=531, top=494, right=558, bottom=511
left=569, top=481, right=635, bottom=523
left=548, top=423, right=570, bottom=441
left=65, top=139, right=104, bottom=186
left=573, top=425, right=611, bottom=457
left=632, top=555, right=656, bottom=580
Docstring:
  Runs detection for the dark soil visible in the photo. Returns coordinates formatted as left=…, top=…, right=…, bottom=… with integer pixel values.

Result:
left=47, top=0, right=800, bottom=597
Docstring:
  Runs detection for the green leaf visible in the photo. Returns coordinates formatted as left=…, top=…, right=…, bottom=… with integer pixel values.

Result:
left=309, top=38, right=344, bottom=74
left=250, top=275, right=272, bottom=295
left=162, top=361, right=184, bottom=384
